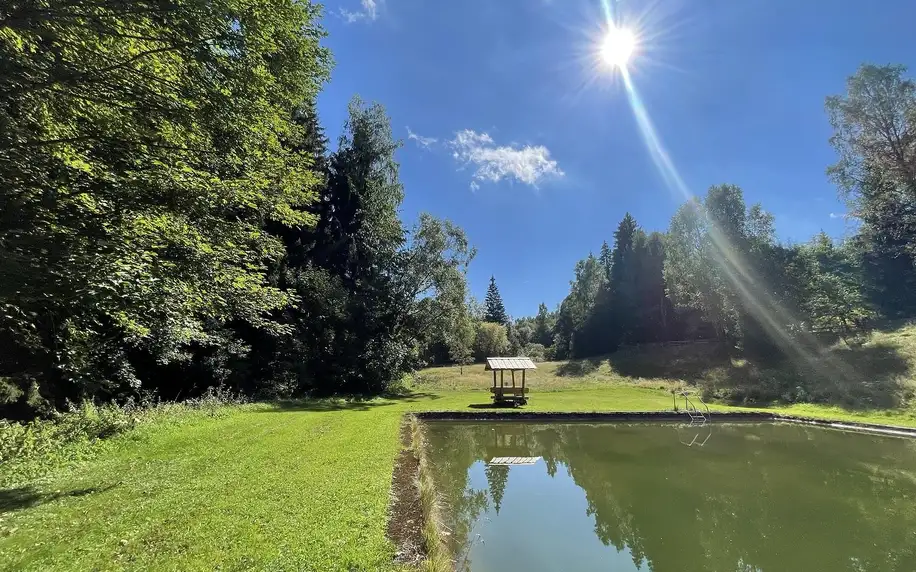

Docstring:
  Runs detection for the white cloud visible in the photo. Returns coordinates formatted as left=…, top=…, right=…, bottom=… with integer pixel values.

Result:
left=449, top=129, right=563, bottom=190
left=406, top=126, right=437, bottom=149
left=340, top=0, right=378, bottom=23
left=829, top=212, right=844, bottom=219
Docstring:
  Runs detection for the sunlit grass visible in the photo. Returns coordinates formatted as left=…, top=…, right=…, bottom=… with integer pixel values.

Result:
left=3, top=325, right=916, bottom=570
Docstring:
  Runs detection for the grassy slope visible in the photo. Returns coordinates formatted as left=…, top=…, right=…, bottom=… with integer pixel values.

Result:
left=3, top=325, right=916, bottom=570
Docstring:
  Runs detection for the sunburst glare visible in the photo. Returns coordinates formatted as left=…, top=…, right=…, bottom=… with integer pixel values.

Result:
left=601, top=26, right=636, bottom=68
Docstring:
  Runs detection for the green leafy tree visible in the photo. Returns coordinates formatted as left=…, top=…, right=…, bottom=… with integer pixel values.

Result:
left=796, top=234, right=875, bottom=345
left=474, top=322, right=510, bottom=361
left=448, top=318, right=476, bottom=374
left=0, top=0, right=330, bottom=410
left=826, top=64, right=916, bottom=317
left=554, top=254, right=606, bottom=358
left=484, top=276, right=509, bottom=325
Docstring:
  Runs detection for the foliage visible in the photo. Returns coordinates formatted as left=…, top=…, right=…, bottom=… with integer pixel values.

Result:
left=552, top=254, right=606, bottom=359
left=484, top=276, right=509, bottom=325
left=826, top=64, right=916, bottom=317
left=521, top=343, right=547, bottom=362
left=0, top=0, right=330, bottom=413
left=278, top=101, right=474, bottom=394
left=473, top=322, right=509, bottom=361
left=793, top=233, right=876, bottom=344
left=484, top=464, right=509, bottom=514
left=532, top=303, right=556, bottom=347
left=446, top=297, right=477, bottom=373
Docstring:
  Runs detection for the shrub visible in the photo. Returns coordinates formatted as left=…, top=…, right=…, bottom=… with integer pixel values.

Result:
left=473, top=322, right=509, bottom=361
left=521, top=343, right=547, bottom=362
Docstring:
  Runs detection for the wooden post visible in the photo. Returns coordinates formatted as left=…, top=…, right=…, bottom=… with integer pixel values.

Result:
left=493, top=370, right=497, bottom=388
left=522, top=370, right=526, bottom=393
left=500, top=370, right=504, bottom=388
left=511, top=370, right=515, bottom=388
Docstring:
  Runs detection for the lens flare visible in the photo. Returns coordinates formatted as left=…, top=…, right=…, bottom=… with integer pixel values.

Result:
left=617, top=67, right=857, bottom=383
left=601, top=27, right=636, bottom=68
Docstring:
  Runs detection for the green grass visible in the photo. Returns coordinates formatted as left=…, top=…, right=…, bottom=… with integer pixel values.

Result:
left=3, top=324, right=916, bottom=570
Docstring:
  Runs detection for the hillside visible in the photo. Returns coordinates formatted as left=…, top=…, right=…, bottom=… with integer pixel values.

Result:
left=415, top=323, right=916, bottom=410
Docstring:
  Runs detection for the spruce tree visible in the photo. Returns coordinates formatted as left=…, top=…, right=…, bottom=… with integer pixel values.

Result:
left=484, top=276, right=509, bottom=325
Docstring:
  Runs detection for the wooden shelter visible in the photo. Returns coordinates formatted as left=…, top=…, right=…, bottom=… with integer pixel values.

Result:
left=485, top=357, right=537, bottom=406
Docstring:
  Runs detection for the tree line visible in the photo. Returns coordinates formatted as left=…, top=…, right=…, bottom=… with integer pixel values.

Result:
left=449, top=64, right=916, bottom=365
left=1, top=2, right=913, bottom=417
left=0, top=1, right=474, bottom=417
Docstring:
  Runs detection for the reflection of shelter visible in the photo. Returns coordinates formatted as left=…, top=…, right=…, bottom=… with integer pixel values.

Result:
left=485, top=357, right=536, bottom=406
left=491, top=423, right=532, bottom=453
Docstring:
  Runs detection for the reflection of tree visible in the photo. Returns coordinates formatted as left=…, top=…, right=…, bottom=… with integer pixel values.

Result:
left=424, top=421, right=916, bottom=572
left=484, top=464, right=509, bottom=513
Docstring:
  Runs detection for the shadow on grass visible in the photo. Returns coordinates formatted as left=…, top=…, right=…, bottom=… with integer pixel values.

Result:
left=615, top=340, right=916, bottom=410
left=608, top=342, right=728, bottom=381
left=0, top=484, right=118, bottom=514
left=556, top=357, right=603, bottom=377
left=467, top=402, right=520, bottom=410
left=258, top=391, right=442, bottom=413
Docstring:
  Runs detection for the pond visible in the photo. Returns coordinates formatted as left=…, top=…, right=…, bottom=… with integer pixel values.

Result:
left=423, top=421, right=916, bottom=572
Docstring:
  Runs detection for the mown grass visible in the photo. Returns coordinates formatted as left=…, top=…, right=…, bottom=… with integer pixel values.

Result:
left=3, top=324, right=916, bottom=570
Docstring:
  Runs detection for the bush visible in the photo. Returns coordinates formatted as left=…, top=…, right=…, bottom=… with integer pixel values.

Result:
left=474, top=322, right=509, bottom=361
left=521, top=343, right=547, bottom=362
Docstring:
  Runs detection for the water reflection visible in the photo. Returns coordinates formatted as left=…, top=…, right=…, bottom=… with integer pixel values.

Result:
left=424, top=422, right=916, bottom=572
left=676, top=424, right=712, bottom=447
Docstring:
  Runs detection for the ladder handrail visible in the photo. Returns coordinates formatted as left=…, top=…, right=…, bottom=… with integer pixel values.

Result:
left=677, top=390, right=710, bottom=426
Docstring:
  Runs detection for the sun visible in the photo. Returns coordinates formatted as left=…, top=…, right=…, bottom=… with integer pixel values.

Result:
left=601, top=26, right=636, bottom=68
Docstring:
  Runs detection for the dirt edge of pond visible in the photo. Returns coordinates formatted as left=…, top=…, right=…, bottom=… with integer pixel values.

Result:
left=387, top=418, right=424, bottom=567
left=388, top=415, right=452, bottom=571
left=413, top=411, right=916, bottom=438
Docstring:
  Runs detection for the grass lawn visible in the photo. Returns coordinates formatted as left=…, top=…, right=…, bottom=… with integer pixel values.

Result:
left=3, top=326, right=916, bottom=570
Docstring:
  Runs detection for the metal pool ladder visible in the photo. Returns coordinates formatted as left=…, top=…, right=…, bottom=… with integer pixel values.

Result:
left=677, top=390, right=710, bottom=426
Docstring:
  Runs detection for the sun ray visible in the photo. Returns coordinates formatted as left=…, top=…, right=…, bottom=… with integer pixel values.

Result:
left=616, top=67, right=859, bottom=383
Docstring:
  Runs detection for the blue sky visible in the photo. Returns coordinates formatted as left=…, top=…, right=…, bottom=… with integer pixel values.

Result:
left=317, top=0, right=916, bottom=318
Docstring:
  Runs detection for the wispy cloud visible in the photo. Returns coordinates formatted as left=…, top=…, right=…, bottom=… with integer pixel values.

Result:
left=449, top=129, right=564, bottom=190
left=406, top=126, right=438, bottom=149
left=340, top=0, right=378, bottom=23
left=829, top=212, right=845, bottom=219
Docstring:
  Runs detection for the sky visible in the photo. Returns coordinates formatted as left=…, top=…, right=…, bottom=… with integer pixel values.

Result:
left=317, top=0, right=916, bottom=318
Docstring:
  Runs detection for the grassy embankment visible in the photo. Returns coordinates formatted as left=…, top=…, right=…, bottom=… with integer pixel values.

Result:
left=2, top=324, right=915, bottom=570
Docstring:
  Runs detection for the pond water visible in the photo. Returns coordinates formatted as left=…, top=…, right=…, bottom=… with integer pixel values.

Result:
left=423, top=421, right=916, bottom=572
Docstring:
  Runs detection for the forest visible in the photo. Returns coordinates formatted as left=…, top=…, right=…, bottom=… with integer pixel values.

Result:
left=430, top=65, right=916, bottom=377
left=2, top=1, right=915, bottom=419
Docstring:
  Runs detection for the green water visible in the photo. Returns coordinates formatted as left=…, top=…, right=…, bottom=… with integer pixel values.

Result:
left=424, top=422, right=916, bottom=572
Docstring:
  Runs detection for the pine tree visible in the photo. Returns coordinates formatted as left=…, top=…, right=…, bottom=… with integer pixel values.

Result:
left=293, top=98, right=329, bottom=175
left=599, top=240, right=613, bottom=282
left=274, top=97, right=329, bottom=270
left=484, top=276, right=509, bottom=325
left=609, top=213, right=641, bottom=344
left=533, top=302, right=555, bottom=347
left=485, top=464, right=510, bottom=514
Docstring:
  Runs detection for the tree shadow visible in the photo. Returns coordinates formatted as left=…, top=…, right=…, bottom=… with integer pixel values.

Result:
left=257, top=391, right=441, bottom=413
left=607, top=342, right=729, bottom=381
left=697, top=342, right=913, bottom=410
left=556, top=357, right=603, bottom=377
left=0, top=484, right=118, bottom=514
